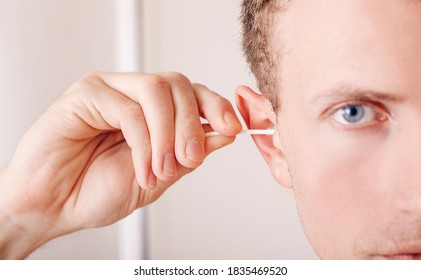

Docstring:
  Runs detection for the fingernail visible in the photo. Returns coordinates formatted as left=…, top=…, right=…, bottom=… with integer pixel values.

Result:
left=223, top=111, right=242, bottom=129
left=147, top=170, right=157, bottom=189
left=163, top=153, right=177, bottom=177
left=186, top=138, right=204, bottom=163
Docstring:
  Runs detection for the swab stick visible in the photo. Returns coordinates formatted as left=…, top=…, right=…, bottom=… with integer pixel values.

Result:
left=205, top=129, right=275, bottom=137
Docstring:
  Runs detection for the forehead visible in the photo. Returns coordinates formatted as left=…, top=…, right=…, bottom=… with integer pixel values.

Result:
left=274, top=0, right=421, bottom=101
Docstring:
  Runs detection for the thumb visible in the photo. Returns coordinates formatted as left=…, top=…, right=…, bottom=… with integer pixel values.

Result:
left=204, top=135, right=236, bottom=158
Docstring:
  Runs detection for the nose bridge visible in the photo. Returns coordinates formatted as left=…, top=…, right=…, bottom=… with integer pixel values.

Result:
left=391, top=120, right=421, bottom=213
left=405, top=120, right=421, bottom=183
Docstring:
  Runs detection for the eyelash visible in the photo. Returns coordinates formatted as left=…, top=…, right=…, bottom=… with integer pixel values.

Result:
left=328, top=100, right=390, bottom=131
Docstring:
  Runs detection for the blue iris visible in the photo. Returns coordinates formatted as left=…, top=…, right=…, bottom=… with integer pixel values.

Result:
left=342, top=105, right=364, bottom=123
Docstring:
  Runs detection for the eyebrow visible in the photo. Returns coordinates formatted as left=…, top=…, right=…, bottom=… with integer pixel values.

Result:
left=305, top=83, right=406, bottom=105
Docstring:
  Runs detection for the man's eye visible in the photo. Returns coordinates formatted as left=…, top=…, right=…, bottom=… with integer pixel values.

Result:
left=333, top=104, right=377, bottom=125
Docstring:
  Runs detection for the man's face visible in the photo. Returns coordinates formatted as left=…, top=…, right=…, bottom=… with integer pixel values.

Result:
left=275, top=0, right=421, bottom=259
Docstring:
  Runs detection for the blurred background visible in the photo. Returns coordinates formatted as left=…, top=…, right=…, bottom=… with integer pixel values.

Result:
left=0, top=0, right=316, bottom=259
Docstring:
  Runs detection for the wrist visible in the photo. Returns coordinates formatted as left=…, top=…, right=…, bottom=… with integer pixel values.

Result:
left=0, top=168, right=56, bottom=259
left=0, top=209, right=36, bottom=259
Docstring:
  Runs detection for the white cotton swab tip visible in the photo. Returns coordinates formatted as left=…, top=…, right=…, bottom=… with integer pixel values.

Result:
left=205, top=129, right=275, bottom=137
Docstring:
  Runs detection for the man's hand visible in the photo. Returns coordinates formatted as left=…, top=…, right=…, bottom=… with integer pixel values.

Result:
left=0, top=72, right=242, bottom=259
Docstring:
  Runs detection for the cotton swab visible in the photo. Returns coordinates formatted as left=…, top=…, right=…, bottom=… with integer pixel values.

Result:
left=205, top=129, right=275, bottom=137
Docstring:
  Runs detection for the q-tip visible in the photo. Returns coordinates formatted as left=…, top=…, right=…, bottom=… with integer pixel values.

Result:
left=205, top=129, right=275, bottom=137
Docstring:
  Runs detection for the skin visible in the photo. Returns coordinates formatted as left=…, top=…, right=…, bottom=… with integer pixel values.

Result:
left=237, top=0, right=421, bottom=259
left=0, top=72, right=242, bottom=259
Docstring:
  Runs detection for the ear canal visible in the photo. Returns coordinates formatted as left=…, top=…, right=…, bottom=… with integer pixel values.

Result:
left=272, top=125, right=284, bottom=153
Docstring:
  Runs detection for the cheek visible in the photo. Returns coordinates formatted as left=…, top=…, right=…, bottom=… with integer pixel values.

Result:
left=284, top=122, right=386, bottom=257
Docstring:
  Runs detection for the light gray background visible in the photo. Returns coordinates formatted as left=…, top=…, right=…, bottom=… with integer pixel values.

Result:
left=0, top=0, right=317, bottom=259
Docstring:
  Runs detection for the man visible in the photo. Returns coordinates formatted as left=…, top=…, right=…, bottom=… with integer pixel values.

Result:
left=1, top=0, right=420, bottom=259
left=239, top=0, right=421, bottom=259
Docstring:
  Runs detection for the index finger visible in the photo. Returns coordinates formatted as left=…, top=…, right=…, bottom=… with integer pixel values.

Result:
left=193, top=83, right=243, bottom=136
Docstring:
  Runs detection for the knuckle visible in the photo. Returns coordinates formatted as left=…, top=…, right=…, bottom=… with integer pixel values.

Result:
left=214, top=95, right=232, bottom=110
left=69, top=73, right=102, bottom=95
left=79, top=72, right=102, bottom=87
left=192, top=82, right=208, bottom=90
left=141, top=74, right=170, bottom=92
left=123, top=104, right=144, bottom=122
left=167, top=72, right=191, bottom=86
left=140, top=140, right=152, bottom=154
left=181, top=111, right=201, bottom=127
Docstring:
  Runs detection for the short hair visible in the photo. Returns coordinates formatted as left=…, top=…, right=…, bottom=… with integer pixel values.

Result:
left=240, top=0, right=289, bottom=113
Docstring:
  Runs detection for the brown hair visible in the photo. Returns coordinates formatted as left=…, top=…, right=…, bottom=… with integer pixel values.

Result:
left=240, top=0, right=289, bottom=113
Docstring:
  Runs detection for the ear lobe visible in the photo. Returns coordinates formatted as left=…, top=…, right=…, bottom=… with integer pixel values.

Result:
left=235, top=86, right=292, bottom=188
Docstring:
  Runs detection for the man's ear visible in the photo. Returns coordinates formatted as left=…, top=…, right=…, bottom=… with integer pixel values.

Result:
left=235, top=85, right=292, bottom=188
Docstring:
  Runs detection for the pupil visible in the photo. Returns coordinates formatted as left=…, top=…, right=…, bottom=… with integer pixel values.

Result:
left=349, top=107, right=358, bottom=116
